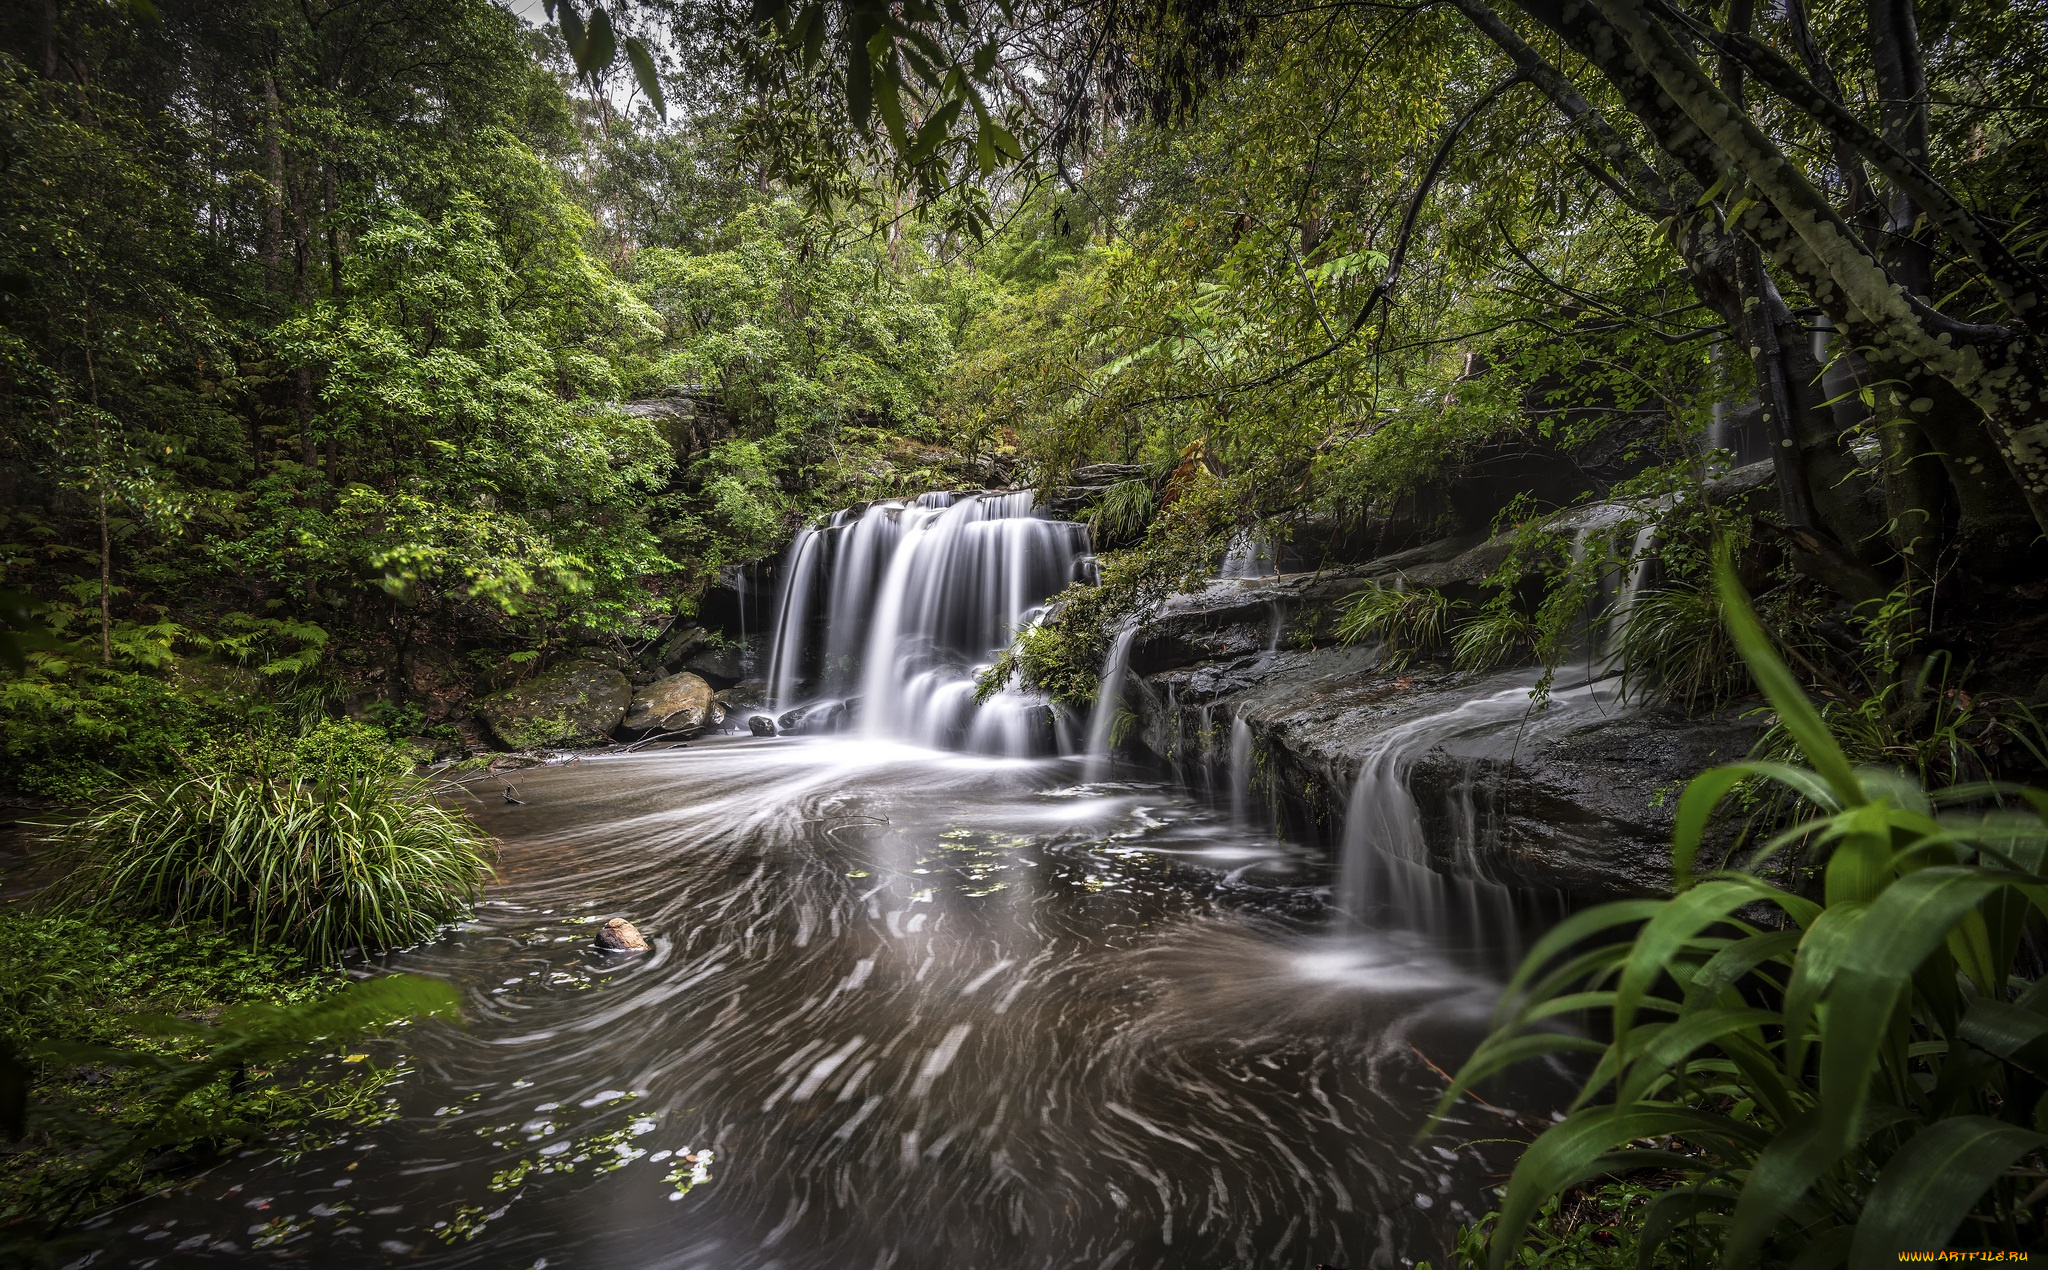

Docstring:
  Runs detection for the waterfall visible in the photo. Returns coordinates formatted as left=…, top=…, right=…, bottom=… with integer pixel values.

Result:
left=1081, top=625, right=1138, bottom=780
left=762, top=491, right=1094, bottom=754
left=1219, top=531, right=1276, bottom=578
left=766, top=527, right=824, bottom=710
left=1227, top=715, right=1255, bottom=825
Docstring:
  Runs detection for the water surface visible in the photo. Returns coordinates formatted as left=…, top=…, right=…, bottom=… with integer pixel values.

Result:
left=94, top=737, right=1551, bottom=1269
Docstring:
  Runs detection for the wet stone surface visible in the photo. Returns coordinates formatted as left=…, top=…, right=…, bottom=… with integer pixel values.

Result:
left=88, top=736, right=1559, bottom=1270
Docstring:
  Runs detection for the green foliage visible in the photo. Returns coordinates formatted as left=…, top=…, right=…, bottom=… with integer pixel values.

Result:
left=1615, top=578, right=1745, bottom=713
left=0, top=911, right=453, bottom=1245
left=50, top=771, right=497, bottom=964
left=1089, top=478, right=1157, bottom=545
left=1437, top=547, right=2048, bottom=1268
left=1335, top=581, right=1453, bottom=669
left=1432, top=1180, right=1704, bottom=1270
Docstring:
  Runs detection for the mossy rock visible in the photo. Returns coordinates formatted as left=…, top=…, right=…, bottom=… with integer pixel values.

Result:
left=474, top=659, right=630, bottom=750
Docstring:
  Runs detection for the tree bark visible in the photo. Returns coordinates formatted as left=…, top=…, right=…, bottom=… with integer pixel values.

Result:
left=1563, top=0, right=2048, bottom=535
left=98, top=490, right=111, bottom=668
left=261, top=71, right=285, bottom=297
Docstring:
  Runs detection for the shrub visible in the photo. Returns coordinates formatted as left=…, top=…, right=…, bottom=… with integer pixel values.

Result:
left=50, top=771, right=496, bottom=963
left=1438, top=544, right=2048, bottom=1267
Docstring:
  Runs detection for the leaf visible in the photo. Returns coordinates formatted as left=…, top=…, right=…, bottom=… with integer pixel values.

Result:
left=1713, top=544, right=1863, bottom=808
left=624, top=36, right=664, bottom=119
left=1617, top=1006, right=1779, bottom=1106
left=874, top=68, right=908, bottom=149
left=580, top=6, right=617, bottom=77
left=904, top=98, right=963, bottom=165
left=1958, top=998, right=2048, bottom=1074
left=1488, top=1106, right=1765, bottom=1270
left=1847, top=1117, right=2044, bottom=1268
left=845, top=27, right=876, bottom=133
left=1494, top=899, right=1667, bottom=1027
left=558, top=2, right=587, bottom=62
left=1674, top=761, right=1840, bottom=883
left=1612, top=879, right=1761, bottom=1041
left=1685, top=929, right=1801, bottom=1006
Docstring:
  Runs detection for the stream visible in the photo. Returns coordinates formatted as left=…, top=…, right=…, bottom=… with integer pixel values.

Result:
left=88, top=738, right=1556, bottom=1269
left=90, top=491, right=1582, bottom=1268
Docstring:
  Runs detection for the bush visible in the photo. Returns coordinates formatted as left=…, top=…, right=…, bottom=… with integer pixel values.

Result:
left=1437, top=545, right=2048, bottom=1266
left=50, top=771, right=497, bottom=963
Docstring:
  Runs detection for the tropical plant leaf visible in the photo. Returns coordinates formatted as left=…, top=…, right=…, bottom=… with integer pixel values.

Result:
left=1847, top=1116, right=2044, bottom=1268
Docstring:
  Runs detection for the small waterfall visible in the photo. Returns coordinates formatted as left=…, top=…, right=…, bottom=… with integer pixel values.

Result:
left=1227, top=715, right=1255, bottom=825
left=1081, top=625, right=1139, bottom=780
left=1219, top=531, right=1276, bottom=578
left=1334, top=673, right=1617, bottom=961
left=762, top=491, right=1094, bottom=754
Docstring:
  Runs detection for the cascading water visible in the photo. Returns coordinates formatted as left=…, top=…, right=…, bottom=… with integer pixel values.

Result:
left=764, top=491, right=1094, bottom=755
left=1080, top=624, right=1138, bottom=780
left=1219, top=530, right=1276, bottom=578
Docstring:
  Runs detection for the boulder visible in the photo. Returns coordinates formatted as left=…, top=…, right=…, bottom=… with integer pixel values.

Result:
left=596, top=918, right=649, bottom=952
left=474, top=659, right=631, bottom=751
left=714, top=681, right=768, bottom=714
left=658, top=625, right=711, bottom=672
left=681, top=643, right=748, bottom=685
left=622, top=671, right=716, bottom=735
left=748, top=714, right=777, bottom=737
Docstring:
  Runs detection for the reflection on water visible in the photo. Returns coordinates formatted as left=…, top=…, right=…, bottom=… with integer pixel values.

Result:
left=90, top=738, right=1558, bottom=1269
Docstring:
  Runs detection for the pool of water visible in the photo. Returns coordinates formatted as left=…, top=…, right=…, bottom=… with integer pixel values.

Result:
left=88, top=736, right=1557, bottom=1269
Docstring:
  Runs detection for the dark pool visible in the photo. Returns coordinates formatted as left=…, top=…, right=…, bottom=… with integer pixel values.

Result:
left=85, top=736, right=1552, bottom=1269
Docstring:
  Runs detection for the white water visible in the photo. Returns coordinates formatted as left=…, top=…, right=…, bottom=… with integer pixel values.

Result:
left=1080, top=624, right=1138, bottom=780
left=764, top=491, right=1094, bottom=754
left=1219, top=530, right=1276, bottom=578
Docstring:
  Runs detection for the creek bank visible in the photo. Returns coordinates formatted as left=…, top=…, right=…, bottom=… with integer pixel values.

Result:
left=1108, top=555, right=1763, bottom=903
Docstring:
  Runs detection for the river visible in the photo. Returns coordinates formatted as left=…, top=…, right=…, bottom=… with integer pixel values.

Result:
left=89, top=735, right=1555, bottom=1269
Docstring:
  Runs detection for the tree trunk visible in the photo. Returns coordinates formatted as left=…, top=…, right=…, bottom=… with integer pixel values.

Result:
left=98, top=490, right=111, bottom=668
left=261, top=72, right=285, bottom=297
left=1515, top=0, right=2048, bottom=537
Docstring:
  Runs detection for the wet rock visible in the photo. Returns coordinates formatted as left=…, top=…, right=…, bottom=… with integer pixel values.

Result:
left=622, top=671, right=716, bottom=735
left=777, top=700, right=849, bottom=735
left=680, top=643, right=748, bottom=686
left=658, top=625, right=711, bottom=672
left=714, top=681, right=768, bottom=714
left=1113, top=557, right=1765, bottom=899
left=596, top=918, right=649, bottom=951
left=474, top=659, right=631, bottom=751
left=748, top=714, right=776, bottom=736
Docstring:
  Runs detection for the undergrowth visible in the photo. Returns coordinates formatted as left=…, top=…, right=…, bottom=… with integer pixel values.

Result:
left=0, top=910, right=456, bottom=1255
left=1434, top=545, right=2048, bottom=1267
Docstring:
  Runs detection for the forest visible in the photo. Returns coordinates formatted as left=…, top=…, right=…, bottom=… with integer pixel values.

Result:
left=2, top=0, right=2047, bottom=1261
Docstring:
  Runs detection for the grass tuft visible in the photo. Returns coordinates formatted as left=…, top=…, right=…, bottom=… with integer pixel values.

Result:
left=48, top=771, right=496, bottom=964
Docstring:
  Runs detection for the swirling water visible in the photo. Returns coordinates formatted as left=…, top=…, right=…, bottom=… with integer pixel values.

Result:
left=89, top=737, right=1559, bottom=1269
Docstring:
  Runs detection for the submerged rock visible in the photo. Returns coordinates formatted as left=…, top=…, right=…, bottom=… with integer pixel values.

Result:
left=475, top=659, right=631, bottom=751
left=748, top=714, right=776, bottom=736
left=622, top=671, right=716, bottom=735
left=596, top=918, right=649, bottom=952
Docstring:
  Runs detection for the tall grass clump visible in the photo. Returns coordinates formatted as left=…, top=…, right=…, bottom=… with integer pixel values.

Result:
left=1336, top=580, right=1453, bottom=669
left=51, top=771, right=496, bottom=963
left=1436, top=543, right=2048, bottom=1267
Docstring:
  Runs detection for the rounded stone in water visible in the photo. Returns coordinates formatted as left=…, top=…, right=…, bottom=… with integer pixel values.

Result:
left=596, top=917, right=650, bottom=951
